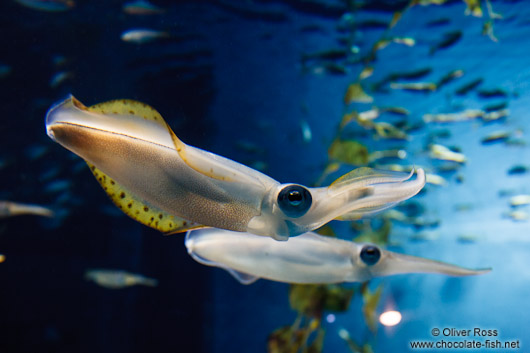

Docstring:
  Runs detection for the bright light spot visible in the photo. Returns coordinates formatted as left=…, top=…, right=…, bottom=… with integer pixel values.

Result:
left=0, top=254, right=5, bottom=263
left=379, top=310, right=402, bottom=327
left=326, top=314, right=336, bottom=323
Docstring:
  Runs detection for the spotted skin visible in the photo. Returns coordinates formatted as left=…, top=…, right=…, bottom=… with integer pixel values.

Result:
left=87, top=161, right=203, bottom=234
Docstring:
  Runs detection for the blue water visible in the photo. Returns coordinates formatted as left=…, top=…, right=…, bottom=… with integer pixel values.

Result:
left=1, top=0, right=529, bottom=352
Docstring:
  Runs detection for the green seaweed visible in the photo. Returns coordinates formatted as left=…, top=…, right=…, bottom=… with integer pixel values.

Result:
left=289, top=284, right=355, bottom=318
left=328, top=139, right=369, bottom=166
left=352, top=219, right=392, bottom=246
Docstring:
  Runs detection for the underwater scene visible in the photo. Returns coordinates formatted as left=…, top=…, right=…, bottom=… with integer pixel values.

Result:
left=0, top=0, right=529, bottom=352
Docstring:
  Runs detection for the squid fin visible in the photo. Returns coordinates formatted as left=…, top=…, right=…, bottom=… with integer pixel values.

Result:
left=87, top=98, right=256, bottom=184
left=88, top=98, right=169, bottom=127
left=87, top=162, right=203, bottom=234
left=225, top=269, right=260, bottom=285
left=87, top=97, right=190, bottom=155
left=86, top=98, right=217, bottom=180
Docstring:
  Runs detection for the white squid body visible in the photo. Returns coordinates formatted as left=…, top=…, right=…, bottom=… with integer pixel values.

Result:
left=46, top=95, right=426, bottom=240
left=186, top=228, right=491, bottom=284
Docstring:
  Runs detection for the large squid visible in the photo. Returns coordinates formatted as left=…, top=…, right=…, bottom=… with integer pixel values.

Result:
left=185, top=228, right=491, bottom=284
left=46, top=96, right=426, bottom=240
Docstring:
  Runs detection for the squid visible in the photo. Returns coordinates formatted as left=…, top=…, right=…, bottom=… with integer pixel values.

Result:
left=185, top=228, right=491, bottom=284
left=45, top=95, right=426, bottom=240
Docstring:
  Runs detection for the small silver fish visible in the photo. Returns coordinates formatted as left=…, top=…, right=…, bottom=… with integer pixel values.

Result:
left=390, top=82, right=437, bottom=92
left=85, top=269, right=158, bottom=289
left=457, top=234, right=479, bottom=243
left=423, top=109, right=484, bottom=123
left=483, top=109, right=509, bottom=122
left=358, top=108, right=380, bottom=122
left=509, top=195, right=530, bottom=207
left=0, top=201, right=54, bottom=218
left=300, top=120, right=312, bottom=143
left=50, top=71, right=74, bottom=89
left=120, top=29, right=169, bottom=44
left=15, top=0, right=74, bottom=11
left=24, top=144, right=49, bottom=160
left=123, top=0, right=164, bottom=15
left=425, top=173, right=447, bottom=186
left=429, top=144, right=466, bottom=163
left=368, top=149, right=407, bottom=163
left=44, top=179, right=72, bottom=194
left=504, top=210, right=529, bottom=222
left=391, top=37, right=415, bottom=46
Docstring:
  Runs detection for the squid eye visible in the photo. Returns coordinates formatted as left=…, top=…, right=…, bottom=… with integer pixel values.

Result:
left=360, top=245, right=381, bottom=266
left=277, top=185, right=312, bottom=218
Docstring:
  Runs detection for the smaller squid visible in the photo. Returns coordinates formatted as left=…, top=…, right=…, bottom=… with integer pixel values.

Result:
left=46, top=96, right=425, bottom=240
left=185, top=228, right=491, bottom=284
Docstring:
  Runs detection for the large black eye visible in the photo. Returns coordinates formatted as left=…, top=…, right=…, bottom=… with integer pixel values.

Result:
left=360, top=245, right=381, bottom=266
left=277, top=185, right=312, bottom=218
